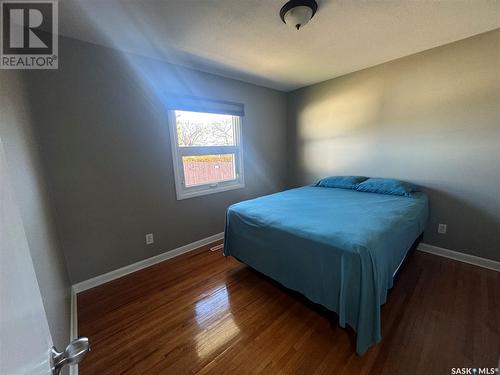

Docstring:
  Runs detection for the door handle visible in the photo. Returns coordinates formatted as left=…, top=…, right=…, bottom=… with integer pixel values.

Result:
left=50, top=337, right=90, bottom=375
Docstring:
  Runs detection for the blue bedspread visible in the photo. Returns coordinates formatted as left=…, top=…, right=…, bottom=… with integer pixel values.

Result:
left=224, top=186, right=428, bottom=354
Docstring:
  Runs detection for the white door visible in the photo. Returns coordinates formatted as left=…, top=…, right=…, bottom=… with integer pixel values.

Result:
left=0, top=137, right=53, bottom=375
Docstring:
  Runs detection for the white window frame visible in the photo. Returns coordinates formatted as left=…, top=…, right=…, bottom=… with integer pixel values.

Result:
left=168, top=110, right=245, bottom=200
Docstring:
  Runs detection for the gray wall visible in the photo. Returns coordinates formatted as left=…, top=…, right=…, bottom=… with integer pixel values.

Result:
left=0, top=71, right=71, bottom=352
left=4, top=28, right=497, bottom=294
left=29, top=37, right=287, bottom=283
left=287, top=29, right=500, bottom=261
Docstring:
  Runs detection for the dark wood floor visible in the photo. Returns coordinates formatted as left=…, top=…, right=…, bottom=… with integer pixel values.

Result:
left=78, top=241, right=500, bottom=374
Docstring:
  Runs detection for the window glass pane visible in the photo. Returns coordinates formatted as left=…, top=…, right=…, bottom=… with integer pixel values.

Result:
left=182, top=154, right=236, bottom=187
left=175, top=110, right=235, bottom=147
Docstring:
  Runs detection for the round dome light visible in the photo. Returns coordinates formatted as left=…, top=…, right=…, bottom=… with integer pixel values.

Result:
left=280, top=0, right=318, bottom=30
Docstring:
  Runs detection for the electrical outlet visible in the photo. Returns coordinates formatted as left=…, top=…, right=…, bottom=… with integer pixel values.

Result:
left=437, top=224, right=447, bottom=234
left=145, top=233, right=154, bottom=245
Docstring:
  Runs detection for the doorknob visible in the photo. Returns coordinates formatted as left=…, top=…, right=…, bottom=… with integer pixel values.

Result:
left=50, top=337, right=90, bottom=375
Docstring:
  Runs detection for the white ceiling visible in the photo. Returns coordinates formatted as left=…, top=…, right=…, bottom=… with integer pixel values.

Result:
left=59, top=0, right=500, bottom=91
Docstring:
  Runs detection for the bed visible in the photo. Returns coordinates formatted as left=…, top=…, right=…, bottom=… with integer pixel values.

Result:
left=223, top=184, right=428, bottom=354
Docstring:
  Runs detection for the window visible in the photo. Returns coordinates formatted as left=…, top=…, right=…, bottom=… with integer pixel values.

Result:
left=168, top=99, right=244, bottom=200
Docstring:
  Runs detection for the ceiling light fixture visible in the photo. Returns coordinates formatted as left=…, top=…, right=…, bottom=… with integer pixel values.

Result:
left=280, top=0, right=318, bottom=30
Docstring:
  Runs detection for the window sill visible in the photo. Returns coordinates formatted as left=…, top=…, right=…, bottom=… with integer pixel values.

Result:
left=175, top=181, right=245, bottom=200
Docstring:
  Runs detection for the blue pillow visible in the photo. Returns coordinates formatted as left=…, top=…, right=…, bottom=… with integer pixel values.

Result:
left=316, top=176, right=368, bottom=189
left=356, top=178, right=417, bottom=197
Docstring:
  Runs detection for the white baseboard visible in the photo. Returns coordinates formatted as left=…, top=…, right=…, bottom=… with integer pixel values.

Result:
left=72, top=232, right=224, bottom=293
left=417, top=243, right=500, bottom=272
left=71, top=237, right=498, bottom=293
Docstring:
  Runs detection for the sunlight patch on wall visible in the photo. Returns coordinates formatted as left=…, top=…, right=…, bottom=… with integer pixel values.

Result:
left=301, top=138, right=373, bottom=179
left=298, top=78, right=383, bottom=141
left=297, top=78, right=384, bottom=181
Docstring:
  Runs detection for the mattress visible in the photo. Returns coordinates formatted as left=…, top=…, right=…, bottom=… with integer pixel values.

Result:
left=224, top=186, right=428, bottom=354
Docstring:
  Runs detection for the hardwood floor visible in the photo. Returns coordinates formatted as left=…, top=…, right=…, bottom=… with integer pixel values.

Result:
left=78, top=241, right=500, bottom=374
